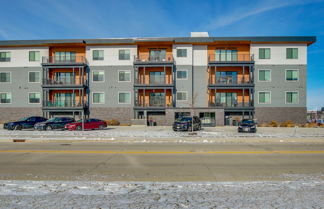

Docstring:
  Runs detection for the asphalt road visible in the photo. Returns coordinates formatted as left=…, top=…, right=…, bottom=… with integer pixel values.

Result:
left=0, top=142, right=324, bottom=181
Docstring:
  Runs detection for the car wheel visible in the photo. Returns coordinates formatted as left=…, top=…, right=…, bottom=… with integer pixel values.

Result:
left=76, top=126, right=82, bottom=131
left=46, top=126, right=52, bottom=131
left=14, top=125, right=22, bottom=130
left=98, top=125, right=104, bottom=130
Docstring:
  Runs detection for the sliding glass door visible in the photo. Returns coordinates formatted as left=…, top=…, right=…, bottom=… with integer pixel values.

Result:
left=216, top=92, right=237, bottom=107
left=54, top=93, right=74, bottom=107
left=215, top=50, right=238, bottom=61
left=149, top=92, right=165, bottom=107
left=149, top=49, right=166, bottom=61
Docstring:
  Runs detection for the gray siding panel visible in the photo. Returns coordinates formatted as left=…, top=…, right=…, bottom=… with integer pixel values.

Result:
left=192, top=66, right=208, bottom=107
left=175, top=65, right=192, bottom=108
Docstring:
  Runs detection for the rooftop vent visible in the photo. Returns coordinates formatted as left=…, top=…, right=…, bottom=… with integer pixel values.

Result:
left=190, top=32, right=209, bottom=37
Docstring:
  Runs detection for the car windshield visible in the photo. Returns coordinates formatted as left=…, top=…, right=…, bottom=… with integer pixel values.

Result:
left=46, top=118, right=58, bottom=122
left=18, top=117, right=29, bottom=121
left=177, top=117, right=191, bottom=122
left=241, top=120, right=254, bottom=125
left=77, top=119, right=88, bottom=123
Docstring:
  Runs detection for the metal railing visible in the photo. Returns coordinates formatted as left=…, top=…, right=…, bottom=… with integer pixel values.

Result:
left=209, top=101, right=252, bottom=108
left=134, top=54, right=174, bottom=63
left=135, top=100, right=173, bottom=108
left=208, top=53, right=254, bottom=62
left=42, top=56, right=87, bottom=64
left=43, top=99, right=85, bottom=108
left=135, top=76, right=173, bottom=85
left=209, top=76, right=252, bottom=85
left=42, top=78, right=87, bottom=86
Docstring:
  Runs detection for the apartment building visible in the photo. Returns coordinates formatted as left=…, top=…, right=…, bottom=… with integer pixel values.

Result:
left=0, top=34, right=316, bottom=126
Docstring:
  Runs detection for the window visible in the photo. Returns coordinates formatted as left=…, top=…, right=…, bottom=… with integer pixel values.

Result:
left=0, top=72, right=10, bottom=83
left=177, top=49, right=187, bottom=57
left=216, top=71, right=238, bottom=84
left=28, top=72, right=40, bottom=83
left=0, top=92, right=11, bottom=104
left=216, top=92, right=238, bottom=107
left=215, top=49, right=238, bottom=61
left=177, top=92, right=187, bottom=101
left=54, top=52, right=76, bottom=62
left=286, top=70, right=299, bottom=81
left=119, top=92, right=131, bottom=104
left=119, top=50, right=130, bottom=60
left=93, top=50, right=104, bottom=60
left=177, top=70, right=188, bottom=79
left=29, top=51, right=40, bottom=62
left=118, top=71, right=131, bottom=82
left=258, top=92, right=271, bottom=104
left=286, top=48, right=298, bottom=59
left=286, top=92, right=299, bottom=104
left=259, top=48, right=271, bottom=59
left=92, top=71, right=105, bottom=82
left=149, top=49, right=166, bottom=61
left=258, top=69, right=271, bottom=82
left=0, top=52, right=11, bottom=62
left=29, top=93, right=41, bottom=104
left=92, top=93, right=104, bottom=104
left=149, top=71, right=165, bottom=84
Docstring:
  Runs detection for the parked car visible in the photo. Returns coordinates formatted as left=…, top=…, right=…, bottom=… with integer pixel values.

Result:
left=3, top=116, right=47, bottom=130
left=173, top=116, right=201, bottom=131
left=34, top=117, right=75, bottom=131
left=238, top=119, right=257, bottom=133
left=317, top=119, right=324, bottom=126
left=65, top=118, right=107, bottom=131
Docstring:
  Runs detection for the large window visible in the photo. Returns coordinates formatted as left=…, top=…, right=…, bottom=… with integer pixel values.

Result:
left=119, top=92, right=131, bottom=104
left=149, top=71, right=165, bottom=84
left=258, top=69, right=271, bottom=82
left=92, top=93, right=105, bottom=104
left=149, top=49, right=166, bottom=61
left=0, top=52, right=11, bottom=62
left=216, top=71, right=238, bottom=84
left=54, top=52, right=76, bottom=62
left=92, top=71, right=105, bottom=82
left=119, top=50, right=130, bottom=60
left=93, top=50, right=104, bottom=60
left=177, top=91, right=187, bottom=101
left=258, top=91, right=271, bottom=104
left=177, top=49, right=187, bottom=57
left=149, top=92, right=165, bottom=106
left=28, top=72, right=40, bottom=83
left=29, top=93, right=41, bottom=104
left=177, top=70, right=188, bottom=80
left=118, top=70, right=131, bottom=82
left=216, top=92, right=238, bottom=107
left=215, top=49, right=238, bottom=61
left=286, top=92, right=299, bottom=104
left=0, top=92, right=11, bottom=104
left=259, top=48, right=271, bottom=59
left=286, top=70, right=299, bottom=81
left=0, top=72, right=10, bottom=83
left=286, top=48, right=298, bottom=59
left=29, top=51, right=40, bottom=62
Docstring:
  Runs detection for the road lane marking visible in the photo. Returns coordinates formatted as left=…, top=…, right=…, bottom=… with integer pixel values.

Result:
left=0, top=150, right=324, bottom=155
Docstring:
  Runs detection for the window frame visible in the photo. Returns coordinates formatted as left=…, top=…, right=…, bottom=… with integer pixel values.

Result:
left=258, top=69, right=271, bottom=82
left=29, top=51, right=40, bottom=62
left=176, top=91, right=188, bottom=101
left=118, top=91, right=131, bottom=104
left=285, top=69, right=299, bottom=82
left=92, top=92, right=105, bottom=104
left=285, top=91, right=299, bottom=104
left=0, top=72, right=11, bottom=83
left=28, top=92, right=41, bottom=104
left=259, top=48, right=271, bottom=59
left=92, top=71, right=105, bottom=83
left=286, top=48, right=298, bottom=59
left=92, top=50, right=104, bottom=61
left=28, top=71, right=41, bottom=83
left=176, top=48, right=187, bottom=58
left=118, top=49, right=131, bottom=60
left=0, top=52, right=11, bottom=62
left=0, top=92, right=12, bottom=104
left=118, top=70, right=131, bottom=82
left=258, top=91, right=271, bottom=104
left=176, top=70, right=188, bottom=80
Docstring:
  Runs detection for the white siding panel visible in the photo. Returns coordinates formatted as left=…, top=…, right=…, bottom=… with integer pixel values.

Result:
left=172, top=44, right=193, bottom=65
left=0, top=47, right=48, bottom=67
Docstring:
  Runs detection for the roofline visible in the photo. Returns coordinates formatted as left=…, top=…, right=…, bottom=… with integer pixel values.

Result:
left=0, top=36, right=316, bottom=47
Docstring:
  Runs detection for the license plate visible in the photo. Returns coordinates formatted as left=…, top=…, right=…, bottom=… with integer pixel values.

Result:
left=244, top=128, right=249, bottom=132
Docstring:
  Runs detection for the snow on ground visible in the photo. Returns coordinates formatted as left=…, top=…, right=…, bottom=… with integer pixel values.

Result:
left=0, top=179, right=323, bottom=208
left=0, top=126, right=323, bottom=142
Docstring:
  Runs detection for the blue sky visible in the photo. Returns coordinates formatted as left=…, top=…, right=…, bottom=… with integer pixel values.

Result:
left=0, top=0, right=323, bottom=109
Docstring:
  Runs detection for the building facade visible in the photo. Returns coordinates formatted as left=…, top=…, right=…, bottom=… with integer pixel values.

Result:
left=0, top=35, right=316, bottom=125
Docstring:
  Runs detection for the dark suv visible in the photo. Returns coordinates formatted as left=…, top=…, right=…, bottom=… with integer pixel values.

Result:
left=34, top=117, right=75, bottom=131
left=238, top=119, right=257, bottom=133
left=3, top=116, right=47, bottom=130
left=173, top=116, right=202, bottom=131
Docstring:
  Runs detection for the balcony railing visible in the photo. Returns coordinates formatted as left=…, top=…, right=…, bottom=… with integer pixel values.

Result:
left=134, top=54, right=174, bottom=63
left=209, top=101, right=253, bottom=108
left=135, top=76, right=174, bottom=85
left=209, top=76, right=252, bottom=85
left=209, top=53, right=254, bottom=62
left=42, top=78, right=87, bottom=86
left=135, top=99, right=173, bottom=108
left=42, top=56, right=87, bottom=64
left=43, top=99, right=86, bottom=108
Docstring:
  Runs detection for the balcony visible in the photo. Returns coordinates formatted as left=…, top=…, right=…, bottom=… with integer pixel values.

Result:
left=208, top=76, right=254, bottom=88
left=209, top=101, right=252, bottom=108
left=42, top=56, right=87, bottom=66
left=134, top=54, right=174, bottom=65
left=42, top=99, right=87, bottom=110
left=42, top=78, right=88, bottom=88
left=134, top=75, right=174, bottom=87
left=208, top=53, right=254, bottom=64
left=135, top=101, right=174, bottom=109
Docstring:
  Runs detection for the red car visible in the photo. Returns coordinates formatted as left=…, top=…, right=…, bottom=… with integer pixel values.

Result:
left=65, top=118, right=107, bottom=131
